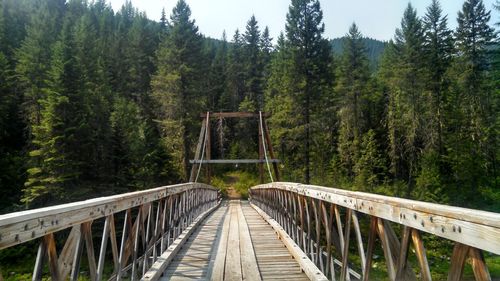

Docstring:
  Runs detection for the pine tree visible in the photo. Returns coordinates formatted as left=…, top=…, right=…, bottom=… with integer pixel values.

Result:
left=243, top=15, right=263, bottom=109
left=335, top=23, right=370, bottom=181
left=151, top=0, right=204, bottom=179
left=225, top=29, right=246, bottom=111
left=208, top=32, right=228, bottom=110
left=382, top=4, right=427, bottom=196
left=447, top=0, right=496, bottom=194
left=284, top=0, right=332, bottom=183
left=15, top=0, right=65, bottom=131
left=422, top=0, right=453, bottom=155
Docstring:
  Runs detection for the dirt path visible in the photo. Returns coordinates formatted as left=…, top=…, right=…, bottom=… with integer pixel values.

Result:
left=225, top=175, right=242, bottom=199
left=226, top=187, right=242, bottom=199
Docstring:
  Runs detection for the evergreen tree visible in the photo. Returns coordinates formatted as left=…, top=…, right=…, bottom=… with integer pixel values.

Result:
left=151, top=0, right=204, bottom=179
left=284, top=0, right=332, bottom=183
left=382, top=4, right=427, bottom=197
left=225, top=29, right=246, bottom=111
left=208, top=32, right=228, bottom=110
left=335, top=23, right=370, bottom=181
left=243, top=15, right=264, bottom=109
left=422, top=0, right=453, bottom=156
left=447, top=0, right=496, bottom=194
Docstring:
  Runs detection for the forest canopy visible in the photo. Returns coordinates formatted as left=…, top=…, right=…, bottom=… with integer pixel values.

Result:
left=0, top=0, right=498, bottom=212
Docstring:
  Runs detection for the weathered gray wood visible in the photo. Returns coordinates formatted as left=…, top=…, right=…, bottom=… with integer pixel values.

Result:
left=199, top=112, right=270, bottom=118
left=469, top=247, right=491, bottom=281
left=411, top=229, right=432, bottom=281
left=58, top=225, right=81, bottom=280
left=82, top=222, right=97, bottom=281
left=140, top=200, right=220, bottom=281
left=44, top=233, right=60, bottom=281
left=236, top=201, right=261, bottom=281
left=395, top=226, right=411, bottom=281
left=70, top=225, right=84, bottom=281
left=225, top=201, right=243, bottom=280
left=377, top=218, right=396, bottom=281
left=189, top=118, right=207, bottom=182
left=189, top=159, right=281, bottom=164
left=250, top=202, right=329, bottom=281
left=211, top=201, right=232, bottom=280
left=447, top=242, right=470, bottom=281
left=362, top=216, right=377, bottom=281
left=117, top=210, right=130, bottom=281
left=97, top=216, right=111, bottom=281
left=250, top=182, right=500, bottom=254
left=32, top=239, right=46, bottom=281
left=351, top=211, right=366, bottom=271
left=0, top=183, right=217, bottom=250
left=340, top=209, right=352, bottom=281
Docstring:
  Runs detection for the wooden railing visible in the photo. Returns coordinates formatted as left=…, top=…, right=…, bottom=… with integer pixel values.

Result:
left=0, top=183, right=219, bottom=280
left=250, top=182, right=500, bottom=281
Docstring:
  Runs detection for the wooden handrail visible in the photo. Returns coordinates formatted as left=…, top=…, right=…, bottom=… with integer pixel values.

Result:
left=250, top=182, right=499, bottom=281
left=0, top=182, right=220, bottom=280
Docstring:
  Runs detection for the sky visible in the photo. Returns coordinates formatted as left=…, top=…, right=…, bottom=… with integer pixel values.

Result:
left=108, top=0, right=499, bottom=42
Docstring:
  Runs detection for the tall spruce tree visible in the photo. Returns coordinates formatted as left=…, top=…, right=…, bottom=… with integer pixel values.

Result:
left=151, top=0, right=203, bottom=179
left=285, top=0, right=332, bottom=183
left=447, top=0, right=496, bottom=195
left=243, top=15, right=263, bottom=109
left=335, top=23, right=370, bottom=181
left=226, top=29, right=245, bottom=111
left=422, top=0, right=453, bottom=156
left=382, top=4, right=427, bottom=197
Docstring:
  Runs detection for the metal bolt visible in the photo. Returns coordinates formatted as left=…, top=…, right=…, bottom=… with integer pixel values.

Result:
left=414, top=214, right=417, bottom=220
left=32, top=231, right=35, bottom=238
left=421, top=221, right=425, bottom=227
left=458, top=226, right=462, bottom=233
left=430, top=216, right=433, bottom=223
left=15, top=234, right=19, bottom=242
left=453, top=226, right=456, bottom=232
left=441, top=227, right=445, bottom=233
left=24, top=224, right=28, bottom=231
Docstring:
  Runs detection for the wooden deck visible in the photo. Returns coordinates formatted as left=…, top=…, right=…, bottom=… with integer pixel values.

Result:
left=159, top=200, right=309, bottom=281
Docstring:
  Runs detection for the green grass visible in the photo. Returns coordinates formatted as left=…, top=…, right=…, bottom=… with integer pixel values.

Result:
left=210, top=171, right=259, bottom=199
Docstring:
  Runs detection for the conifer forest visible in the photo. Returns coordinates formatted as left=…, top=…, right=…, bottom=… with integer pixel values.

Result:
left=0, top=0, right=498, bottom=216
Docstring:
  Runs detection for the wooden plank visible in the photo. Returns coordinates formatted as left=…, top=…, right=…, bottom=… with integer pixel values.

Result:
left=258, top=114, right=264, bottom=184
left=262, top=118, right=280, bottom=181
left=0, top=183, right=217, bottom=250
left=189, top=118, right=207, bottom=182
left=82, top=222, right=97, bottom=281
left=97, top=216, right=111, bottom=281
left=447, top=242, right=470, bottom=281
left=395, top=226, right=411, bottom=281
left=225, top=201, right=243, bottom=280
left=206, top=112, right=211, bottom=184
left=44, top=233, right=60, bottom=281
left=250, top=202, right=329, bottom=281
left=377, top=218, right=396, bottom=281
left=411, top=229, right=432, bottom=281
left=351, top=211, right=366, bottom=271
left=33, top=239, right=46, bottom=281
left=212, top=201, right=231, bottom=280
left=70, top=225, right=85, bottom=281
left=469, top=247, right=491, bottom=281
left=236, top=201, right=261, bottom=281
left=250, top=183, right=500, bottom=255
left=340, top=209, right=352, bottom=281
left=57, top=225, right=81, bottom=280
left=362, top=216, right=377, bottom=281
left=189, top=159, right=281, bottom=164
left=199, top=112, right=270, bottom=118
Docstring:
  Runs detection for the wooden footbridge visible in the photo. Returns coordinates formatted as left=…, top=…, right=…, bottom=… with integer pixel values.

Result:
left=1, top=112, right=499, bottom=280
left=0, top=182, right=499, bottom=281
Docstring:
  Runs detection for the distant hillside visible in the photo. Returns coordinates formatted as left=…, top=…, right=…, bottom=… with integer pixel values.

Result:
left=330, top=37, right=386, bottom=70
